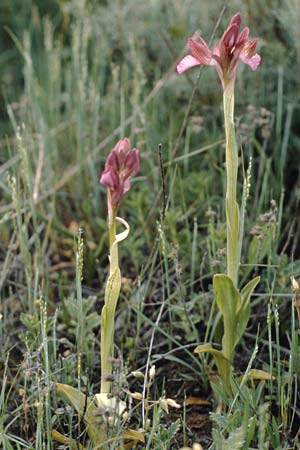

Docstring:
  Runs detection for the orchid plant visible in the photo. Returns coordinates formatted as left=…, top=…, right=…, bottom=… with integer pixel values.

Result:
left=177, top=13, right=262, bottom=391
left=99, top=138, right=140, bottom=398
left=52, top=138, right=143, bottom=449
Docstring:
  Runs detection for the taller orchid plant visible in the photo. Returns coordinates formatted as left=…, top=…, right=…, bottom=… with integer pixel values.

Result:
left=177, top=13, right=261, bottom=390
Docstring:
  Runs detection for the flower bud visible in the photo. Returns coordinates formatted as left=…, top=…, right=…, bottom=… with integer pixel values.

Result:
left=100, top=138, right=140, bottom=225
left=131, top=370, right=144, bottom=379
left=292, top=277, right=299, bottom=293
left=129, top=392, right=143, bottom=400
left=166, top=398, right=181, bottom=408
left=149, top=365, right=156, bottom=380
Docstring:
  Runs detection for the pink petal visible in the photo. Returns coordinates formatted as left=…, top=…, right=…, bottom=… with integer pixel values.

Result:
left=194, top=32, right=212, bottom=54
left=123, top=178, right=131, bottom=194
left=222, top=24, right=239, bottom=47
left=177, top=55, right=200, bottom=74
left=239, top=52, right=261, bottom=70
left=229, top=12, right=242, bottom=29
left=212, top=44, right=220, bottom=57
left=188, top=38, right=212, bottom=64
left=114, top=137, right=131, bottom=155
left=113, top=138, right=132, bottom=166
left=111, top=188, right=123, bottom=209
left=106, top=150, right=119, bottom=171
left=100, top=169, right=119, bottom=189
left=124, top=149, right=140, bottom=177
left=237, top=27, right=249, bottom=46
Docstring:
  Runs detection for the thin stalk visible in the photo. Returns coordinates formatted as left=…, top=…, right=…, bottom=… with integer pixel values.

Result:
left=76, top=231, right=84, bottom=441
left=223, top=85, right=239, bottom=288
left=109, top=215, right=117, bottom=258
left=101, top=212, right=120, bottom=394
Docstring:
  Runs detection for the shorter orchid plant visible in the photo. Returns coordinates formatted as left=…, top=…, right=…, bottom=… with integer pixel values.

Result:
left=99, top=137, right=140, bottom=398
left=177, top=13, right=265, bottom=392
left=52, top=138, right=143, bottom=449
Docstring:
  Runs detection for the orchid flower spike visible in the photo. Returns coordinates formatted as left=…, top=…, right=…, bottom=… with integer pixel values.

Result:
left=177, top=12, right=261, bottom=89
left=100, top=138, right=140, bottom=225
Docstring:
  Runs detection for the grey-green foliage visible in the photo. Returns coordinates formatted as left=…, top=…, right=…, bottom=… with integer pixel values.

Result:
left=148, top=419, right=181, bottom=450
left=61, top=295, right=100, bottom=350
left=212, top=426, right=245, bottom=450
left=210, top=380, right=268, bottom=449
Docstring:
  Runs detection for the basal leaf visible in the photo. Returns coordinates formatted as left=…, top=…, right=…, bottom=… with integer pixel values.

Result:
left=243, top=369, right=274, bottom=381
left=51, top=429, right=86, bottom=449
left=235, top=276, right=260, bottom=346
left=194, top=343, right=231, bottom=388
left=213, top=274, right=241, bottom=361
left=122, top=429, right=145, bottom=450
left=240, top=276, right=260, bottom=306
left=104, top=266, right=121, bottom=316
left=55, top=383, right=105, bottom=445
left=56, top=383, right=90, bottom=416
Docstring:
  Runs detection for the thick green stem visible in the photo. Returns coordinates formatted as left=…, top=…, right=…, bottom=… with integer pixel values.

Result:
left=101, top=212, right=121, bottom=394
left=109, top=215, right=117, bottom=260
left=223, top=85, right=239, bottom=288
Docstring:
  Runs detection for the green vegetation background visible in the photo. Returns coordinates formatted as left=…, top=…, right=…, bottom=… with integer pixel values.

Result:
left=1, top=0, right=300, bottom=448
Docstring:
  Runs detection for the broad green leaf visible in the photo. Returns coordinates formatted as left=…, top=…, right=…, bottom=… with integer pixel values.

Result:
left=51, top=429, right=86, bottom=449
left=122, top=429, right=145, bottom=449
left=101, top=266, right=121, bottom=393
left=55, top=384, right=143, bottom=450
left=243, top=369, right=274, bottom=381
left=104, top=266, right=122, bottom=315
left=55, top=383, right=105, bottom=445
left=240, top=276, right=260, bottom=305
left=56, top=383, right=90, bottom=415
left=194, top=343, right=226, bottom=359
left=235, top=276, right=260, bottom=346
left=194, top=343, right=231, bottom=389
left=213, top=274, right=241, bottom=362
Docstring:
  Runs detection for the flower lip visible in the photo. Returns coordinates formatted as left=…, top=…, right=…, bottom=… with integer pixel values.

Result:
left=100, top=169, right=119, bottom=190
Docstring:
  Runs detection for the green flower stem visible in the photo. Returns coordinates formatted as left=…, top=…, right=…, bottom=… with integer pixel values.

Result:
left=109, top=213, right=118, bottom=266
left=100, top=214, right=130, bottom=395
left=223, top=85, right=239, bottom=288
left=101, top=212, right=121, bottom=394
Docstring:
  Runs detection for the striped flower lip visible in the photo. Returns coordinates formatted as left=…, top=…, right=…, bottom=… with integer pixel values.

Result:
left=177, top=12, right=261, bottom=89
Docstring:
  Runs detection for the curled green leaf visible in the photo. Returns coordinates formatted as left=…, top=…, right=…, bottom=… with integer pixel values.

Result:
left=55, top=383, right=104, bottom=445
left=194, top=343, right=231, bottom=389
left=235, top=276, right=260, bottom=346
left=213, top=274, right=241, bottom=362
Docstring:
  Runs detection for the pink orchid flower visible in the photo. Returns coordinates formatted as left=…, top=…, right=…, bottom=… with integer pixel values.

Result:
left=177, top=12, right=261, bottom=89
left=100, top=138, right=140, bottom=223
